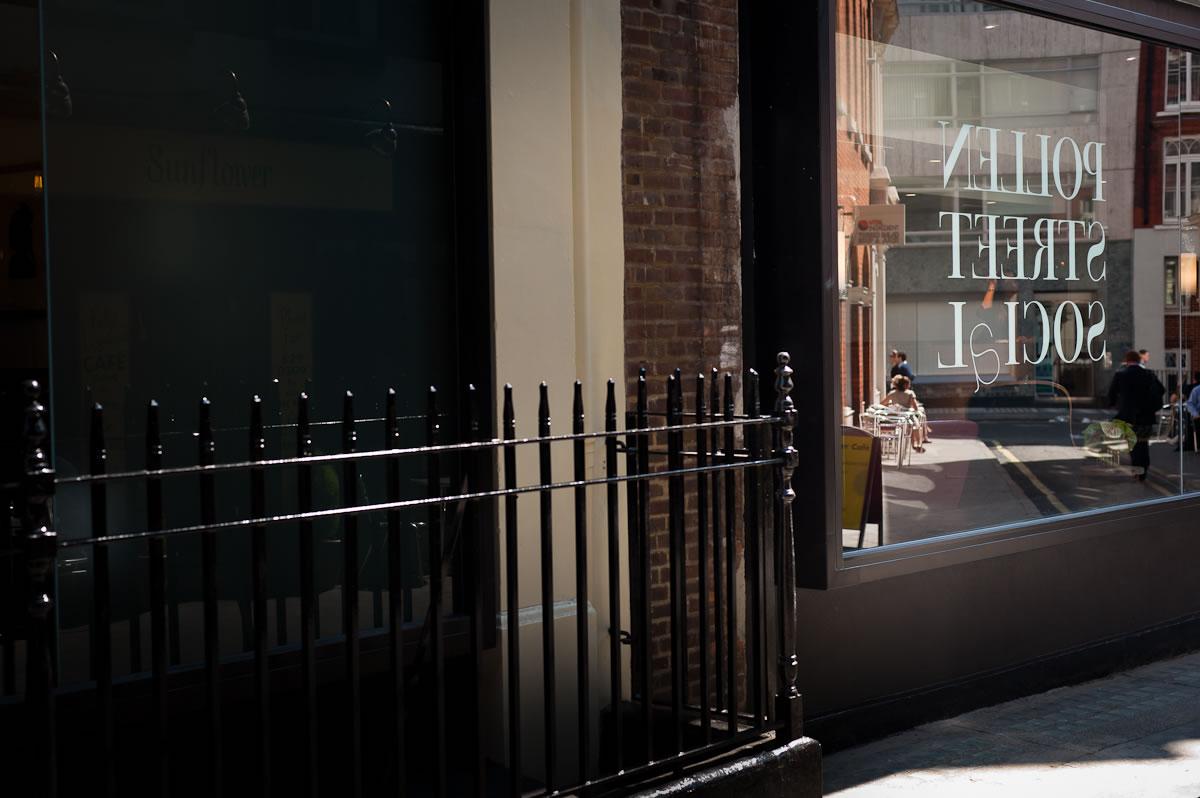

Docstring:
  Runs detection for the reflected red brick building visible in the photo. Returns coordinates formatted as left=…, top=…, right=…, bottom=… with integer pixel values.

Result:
left=1134, top=42, right=1200, bottom=390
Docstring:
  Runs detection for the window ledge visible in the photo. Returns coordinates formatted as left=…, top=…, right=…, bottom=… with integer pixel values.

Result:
left=1160, top=103, right=1200, bottom=115
left=831, top=492, right=1200, bottom=587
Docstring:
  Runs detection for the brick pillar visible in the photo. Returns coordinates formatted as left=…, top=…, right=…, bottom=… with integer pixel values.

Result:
left=621, top=0, right=744, bottom=707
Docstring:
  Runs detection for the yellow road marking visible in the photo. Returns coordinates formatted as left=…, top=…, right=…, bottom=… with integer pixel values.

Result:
left=991, top=442, right=1071, bottom=514
left=1146, top=477, right=1175, bottom=497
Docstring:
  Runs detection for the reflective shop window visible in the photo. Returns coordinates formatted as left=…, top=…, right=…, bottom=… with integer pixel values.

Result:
left=837, top=2, right=1200, bottom=552
left=0, top=1, right=48, bottom=485
left=41, top=0, right=456, bottom=679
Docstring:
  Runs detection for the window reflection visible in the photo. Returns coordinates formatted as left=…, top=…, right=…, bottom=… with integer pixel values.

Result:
left=838, top=2, right=1197, bottom=551
left=0, top=0, right=49, bottom=485
left=40, top=0, right=459, bottom=679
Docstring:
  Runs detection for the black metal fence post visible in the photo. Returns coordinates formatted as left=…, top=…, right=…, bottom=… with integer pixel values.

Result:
left=197, top=397, right=222, bottom=796
left=466, top=383, right=487, bottom=798
left=296, top=392, right=319, bottom=797
left=426, top=386, right=446, bottom=798
left=22, top=379, right=57, bottom=798
left=695, top=373, right=710, bottom=745
left=384, top=388, right=405, bottom=798
left=708, top=369, right=723, bottom=719
left=341, top=391, right=362, bottom=798
left=145, top=400, right=170, bottom=796
left=635, top=370, right=651, bottom=764
left=772, top=353, right=803, bottom=740
left=572, top=381, right=590, bottom=785
left=88, top=402, right=115, bottom=797
left=537, top=382, right=557, bottom=792
left=722, top=374, right=736, bottom=734
left=604, top=380, right=622, bottom=775
left=666, top=374, right=685, bottom=755
left=744, top=371, right=764, bottom=729
left=249, top=396, right=271, bottom=795
left=502, top=384, right=521, bottom=797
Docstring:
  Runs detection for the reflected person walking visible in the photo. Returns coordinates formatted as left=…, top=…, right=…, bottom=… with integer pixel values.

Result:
left=1108, top=349, right=1165, bottom=481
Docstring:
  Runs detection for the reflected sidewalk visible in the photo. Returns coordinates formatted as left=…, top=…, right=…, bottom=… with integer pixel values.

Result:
left=868, top=433, right=1041, bottom=546
left=823, top=650, right=1200, bottom=797
left=864, top=425, right=1200, bottom=548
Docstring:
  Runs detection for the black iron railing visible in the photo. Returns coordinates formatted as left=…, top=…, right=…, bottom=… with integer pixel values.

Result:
left=0, top=354, right=802, bottom=797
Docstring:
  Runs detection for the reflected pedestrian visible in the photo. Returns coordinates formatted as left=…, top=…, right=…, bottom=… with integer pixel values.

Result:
left=889, top=350, right=914, bottom=383
left=1108, top=350, right=1165, bottom=481
left=883, top=374, right=927, bottom=453
left=1182, top=375, right=1200, bottom=453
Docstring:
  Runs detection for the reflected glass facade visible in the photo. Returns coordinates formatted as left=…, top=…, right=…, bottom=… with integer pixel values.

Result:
left=836, top=1, right=1200, bottom=549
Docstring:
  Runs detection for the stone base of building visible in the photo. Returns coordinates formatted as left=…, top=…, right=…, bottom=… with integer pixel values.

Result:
left=628, top=736, right=822, bottom=798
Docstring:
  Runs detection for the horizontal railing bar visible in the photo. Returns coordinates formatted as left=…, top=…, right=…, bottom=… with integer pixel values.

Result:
left=100, top=414, right=433, bottom=440
left=55, top=416, right=779, bottom=485
left=643, top=449, right=755, bottom=459
left=642, top=411, right=762, bottom=420
left=58, top=457, right=783, bottom=548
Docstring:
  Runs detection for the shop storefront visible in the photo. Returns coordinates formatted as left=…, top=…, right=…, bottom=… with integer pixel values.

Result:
left=4, top=0, right=1200, bottom=793
left=744, top=0, right=1200, bottom=746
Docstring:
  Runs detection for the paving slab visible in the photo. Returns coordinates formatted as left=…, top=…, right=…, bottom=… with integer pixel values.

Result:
left=823, top=650, right=1200, bottom=796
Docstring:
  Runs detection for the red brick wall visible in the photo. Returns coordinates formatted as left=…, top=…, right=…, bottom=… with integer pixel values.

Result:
left=1166, top=311, right=1200, bottom=381
left=835, top=0, right=879, bottom=416
left=621, top=0, right=744, bottom=702
left=623, top=0, right=741, bottom=395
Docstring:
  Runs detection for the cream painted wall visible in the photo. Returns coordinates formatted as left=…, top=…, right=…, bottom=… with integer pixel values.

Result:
left=487, top=0, right=626, bottom=784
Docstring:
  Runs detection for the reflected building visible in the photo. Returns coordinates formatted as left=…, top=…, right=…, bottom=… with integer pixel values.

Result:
left=1133, top=43, right=1200, bottom=394
left=835, top=0, right=900, bottom=418
left=842, top=1, right=1144, bottom=408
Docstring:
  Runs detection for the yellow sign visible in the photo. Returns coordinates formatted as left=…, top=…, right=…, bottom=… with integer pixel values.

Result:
left=842, top=425, right=876, bottom=531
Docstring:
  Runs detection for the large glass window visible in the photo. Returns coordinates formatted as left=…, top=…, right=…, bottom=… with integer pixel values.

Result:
left=39, top=0, right=479, bottom=678
left=837, top=2, right=1198, bottom=552
left=1163, top=137, right=1200, bottom=221
left=1165, top=48, right=1200, bottom=108
left=0, top=0, right=48, bottom=486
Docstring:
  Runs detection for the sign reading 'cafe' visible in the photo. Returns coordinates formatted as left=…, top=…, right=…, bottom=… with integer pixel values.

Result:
left=932, top=121, right=1109, bottom=390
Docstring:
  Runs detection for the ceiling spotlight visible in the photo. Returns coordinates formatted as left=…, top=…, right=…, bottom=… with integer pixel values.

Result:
left=1126, top=56, right=1138, bottom=62
left=214, top=70, right=250, bottom=131
left=984, top=23, right=998, bottom=30
left=929, top=158, right=941, bottom=164
left=47, top=51, right=72, bottom=119
left=365, top=98, right=398, bottom=157
left=904, top=192, right=917, bottom=197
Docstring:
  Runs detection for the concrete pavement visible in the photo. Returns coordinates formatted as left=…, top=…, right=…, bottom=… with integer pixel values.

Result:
left=824, top=650, right=1200, bottom=797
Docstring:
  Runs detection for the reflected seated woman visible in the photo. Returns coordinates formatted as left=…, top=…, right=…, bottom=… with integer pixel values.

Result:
left=883, top=374, right=927, bottom=453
